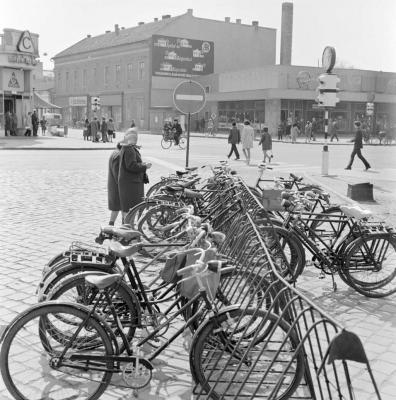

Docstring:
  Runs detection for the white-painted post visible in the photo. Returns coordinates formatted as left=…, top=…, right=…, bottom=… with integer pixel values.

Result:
left=321, top=109, right=329, bottom=175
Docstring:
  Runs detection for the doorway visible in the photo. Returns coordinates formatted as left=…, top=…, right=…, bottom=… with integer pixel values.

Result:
left=4, top=98, right=15, bottom=113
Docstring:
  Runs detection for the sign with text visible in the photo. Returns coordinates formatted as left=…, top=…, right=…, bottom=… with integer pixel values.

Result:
left=152, top=35, right=214, bottom=78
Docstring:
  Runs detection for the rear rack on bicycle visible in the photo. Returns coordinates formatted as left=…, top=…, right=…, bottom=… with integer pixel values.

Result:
left=68, top=241, right=114, bottom=267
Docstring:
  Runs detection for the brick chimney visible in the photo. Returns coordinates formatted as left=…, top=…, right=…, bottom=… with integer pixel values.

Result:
left=225, top=17, right=230, bottom=23
left=236, top=19, right=241, bottom=24
left=115, top=24, right=120, bottom=35
left=280, top=2, right=293, bottom=65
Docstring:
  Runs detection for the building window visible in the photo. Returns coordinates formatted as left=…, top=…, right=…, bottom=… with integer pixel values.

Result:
left=205, top=86, right=210, bottom=93
left=115, top=65, right=121, bottom=82
left=127, top=63, right=133, bottom=81
left=66, top=71, right=70, bottom=90
left=138, top=61, right=145, bottom=80
left=82, top=69, right=87, bottom=88
left=57, top=71, right=62, bottom=90
left=104, top=66, right=110, bottom=85
left=74, top=70, right=78, bottom=89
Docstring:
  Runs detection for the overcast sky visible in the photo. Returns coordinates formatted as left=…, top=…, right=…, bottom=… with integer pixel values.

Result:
left=1, top=0, right=395, bottom=72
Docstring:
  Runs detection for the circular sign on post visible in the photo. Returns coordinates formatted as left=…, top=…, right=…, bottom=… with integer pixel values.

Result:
left=322, top=46, right=336, bottom=73
left=173, top=80, right=206, bottom=115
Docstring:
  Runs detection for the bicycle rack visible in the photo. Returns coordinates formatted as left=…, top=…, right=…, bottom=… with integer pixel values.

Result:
left=192, top=179, right=382, bottom=400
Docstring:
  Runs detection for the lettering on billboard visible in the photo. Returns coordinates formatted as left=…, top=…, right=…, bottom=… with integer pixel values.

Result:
left=152, top=35, right=214, bottom=78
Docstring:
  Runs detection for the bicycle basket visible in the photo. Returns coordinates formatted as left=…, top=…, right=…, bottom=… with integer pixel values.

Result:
left=160, top=251, right=187, bottom=283
left=178, top=261, right=221, bottom=301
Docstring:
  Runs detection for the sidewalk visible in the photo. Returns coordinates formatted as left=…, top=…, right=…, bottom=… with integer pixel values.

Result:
left=0, top=128, right=361, bottom=150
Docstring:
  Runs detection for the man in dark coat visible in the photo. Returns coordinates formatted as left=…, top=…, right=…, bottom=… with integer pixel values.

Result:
left=31, top=110, right=39, bottom=136
left=118, top=128, right=152, bottom=220
left=11, top=112, right=18, bottom=136
left=100, top=117, right=108, bottom=142
left=90, top=117, right=100, bottom=142
left=345, top=121, right=371, bottom=170
left=227, top=122, right=240, bottom=160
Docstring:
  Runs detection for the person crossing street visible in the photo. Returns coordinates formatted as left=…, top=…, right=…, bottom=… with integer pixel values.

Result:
left=345, top=121, right=371, bottom=171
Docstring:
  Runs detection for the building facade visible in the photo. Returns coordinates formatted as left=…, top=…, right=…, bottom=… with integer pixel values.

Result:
left=0, top=29, right=39, bottom=136
left=52, top=6, right=396, bottom=135
left=52, top=10, right=276, bottom=130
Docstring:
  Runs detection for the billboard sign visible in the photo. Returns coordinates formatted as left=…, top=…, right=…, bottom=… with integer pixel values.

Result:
left=152, top=35, right=214, bottom=78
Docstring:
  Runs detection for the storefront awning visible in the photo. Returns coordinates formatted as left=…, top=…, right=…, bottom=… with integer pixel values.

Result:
left=33, top=92, right=61, bottom=109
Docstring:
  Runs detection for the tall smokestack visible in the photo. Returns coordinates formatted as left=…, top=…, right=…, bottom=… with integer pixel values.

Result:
left=280, top=2, right=293, bottom=65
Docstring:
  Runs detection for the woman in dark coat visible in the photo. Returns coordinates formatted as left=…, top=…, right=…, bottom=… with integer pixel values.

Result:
left=107, top=143, right=122, bottom=225
left=118, top=128, right=152, bottom=220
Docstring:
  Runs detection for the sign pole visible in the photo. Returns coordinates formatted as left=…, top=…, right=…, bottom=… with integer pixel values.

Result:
left=186, top=112, right=191, bottom=168
left=321, top=109, right=329, bottom=175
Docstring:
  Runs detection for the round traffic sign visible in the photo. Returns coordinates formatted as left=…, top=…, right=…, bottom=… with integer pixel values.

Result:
left=173, top=80, right=206, bottom=115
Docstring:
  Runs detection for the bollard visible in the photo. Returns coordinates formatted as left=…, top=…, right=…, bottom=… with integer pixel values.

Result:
left=321, top=145, right=329, bottom=175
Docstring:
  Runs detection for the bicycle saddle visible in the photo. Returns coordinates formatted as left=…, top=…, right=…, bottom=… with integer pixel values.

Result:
left=108, top=241, right=142, bottom=257
left=290, top=173, right=304, bottom=182
left=340, top=205, right=372, bottom=220
left=185, top=166, right=198, bottom=172
left=164, top=185, right=184, bottom=192
left=101, top=226, right=142, bottom=241
left=176, top=170, right=189, bottom=177
left=85, top=274, right=123, bottom=290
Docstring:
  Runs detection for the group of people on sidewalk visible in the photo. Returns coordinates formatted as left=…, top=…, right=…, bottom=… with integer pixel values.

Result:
left=226, top=119, right=371, bottom=171
left=84, top=116, right=115, bottom=143
left=5, top=110, right=47, bottom=137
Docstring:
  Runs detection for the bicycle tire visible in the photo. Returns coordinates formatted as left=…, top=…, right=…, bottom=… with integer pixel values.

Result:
left=342, top=233, right=396, bottom=297
left=190, top=308, right=304, bottom=400
left=46, top=274, right=140, bottom=347
left=178, top=137, right=186, bottom=149
left=1, top=302, right=113, bottom=400
left=161, top=138, right=172, bottom=149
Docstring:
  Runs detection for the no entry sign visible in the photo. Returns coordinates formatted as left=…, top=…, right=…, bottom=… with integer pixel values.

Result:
left=173, top=80, right=206, bottom=115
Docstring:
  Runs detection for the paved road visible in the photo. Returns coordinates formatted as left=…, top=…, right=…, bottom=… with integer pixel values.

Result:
left=0, top=134, right=395, bottom=399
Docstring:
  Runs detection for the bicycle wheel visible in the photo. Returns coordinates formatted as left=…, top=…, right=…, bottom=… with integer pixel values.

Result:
left=342, top=233, right=396, bottom=297
left=178, top=137, right=186, bottom=149
left=145, top=178, right=179, bottom=198
left=46, top=274, right=140, bottom=347
left=190, top=308, right=304, bottom=400
left=161, top=137, right=172, bottom=149
left=0, top=302, right=113, bottom=400
left=124, top=200, right=160, bottom=228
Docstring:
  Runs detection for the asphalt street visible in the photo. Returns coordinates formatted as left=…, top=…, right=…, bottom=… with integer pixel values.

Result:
left=0, top=132, right=395, bottom=399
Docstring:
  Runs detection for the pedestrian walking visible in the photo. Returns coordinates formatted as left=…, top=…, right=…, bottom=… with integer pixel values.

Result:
left=241, top=120, right=254, bottom=165
left=83, top=118, right=90, bottom=140
left=11, top=112, right=18, bottom=136
left=32, top=110, right=39, bottom=136
left=118, top=128, right=152, bottom=220
left=90, top=117, right=100, bottom=142
left=4, top=111, right=11, bottom=136
left=258, top=127, right=273, bottom=163
left=290, top=123, right=299, bottom=143
left=100, top=117, right=108, bottom=142
left=24, top=112, right=32, bottom=136
left=40, top=117, right=47, bottom=136
left=107, top=142, right=122, bottom=226
left=304, top=121, right=312, bottom=143
left=107, top=118, right=115, bottom=142
left=330, top=118, right=340, bottom=142
left=227, top=122, right=240, bottom=160
left=277, top=121, right=285, bottom=141
left=345, top=121, right=371, bottom=171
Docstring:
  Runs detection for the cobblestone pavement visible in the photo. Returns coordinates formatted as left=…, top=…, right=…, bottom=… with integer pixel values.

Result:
left=0, top=136, right=395, bottom=399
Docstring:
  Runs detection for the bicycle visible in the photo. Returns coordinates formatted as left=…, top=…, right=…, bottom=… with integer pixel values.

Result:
left=1, top=249, right=304, bottom=400
left=280, top=193, right=396, bottom=297
left=161, top=129, right=186, bottom=149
